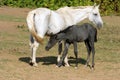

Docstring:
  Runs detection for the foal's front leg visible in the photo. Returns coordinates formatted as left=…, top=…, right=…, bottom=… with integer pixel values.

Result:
left=91, top=42, right=95, bottom=70
left=57, top=41, right=69, bottom=67
left=57, top=42, right=70, bottom=67
left=85, top=41, right=91, bottom=67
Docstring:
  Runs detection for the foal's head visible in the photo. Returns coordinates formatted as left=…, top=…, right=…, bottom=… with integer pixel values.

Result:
left=45, top=33, right=65, bottom=51
left=45, top=34, right=59, bottom=51
left=88, top=3, right=103, bottom=29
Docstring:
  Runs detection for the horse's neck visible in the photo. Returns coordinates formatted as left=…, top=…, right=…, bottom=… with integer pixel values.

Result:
left=71, top=8, right=92, bottom=24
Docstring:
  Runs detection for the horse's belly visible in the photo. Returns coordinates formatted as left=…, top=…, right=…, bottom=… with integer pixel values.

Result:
left=47, top=11, right=66, bottom=34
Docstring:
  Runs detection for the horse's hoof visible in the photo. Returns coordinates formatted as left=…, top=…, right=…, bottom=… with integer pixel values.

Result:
left=29, top=61, right=33, bottom=66
left=33, top=63, right=38, bottom=67
left=65, top=64, right=70, bottom=67
left=29, top=62, right=38, bottom=67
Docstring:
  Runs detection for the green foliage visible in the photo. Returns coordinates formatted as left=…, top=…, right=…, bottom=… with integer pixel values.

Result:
left=0, top=0, right=120, bottom=15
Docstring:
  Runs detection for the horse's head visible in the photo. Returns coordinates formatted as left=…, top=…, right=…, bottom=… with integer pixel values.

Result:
left=88, top=3, right=103, bottom=29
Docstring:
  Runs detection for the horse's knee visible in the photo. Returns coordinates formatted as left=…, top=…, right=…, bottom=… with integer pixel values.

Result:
left=29, top=61, right=38, bottom=67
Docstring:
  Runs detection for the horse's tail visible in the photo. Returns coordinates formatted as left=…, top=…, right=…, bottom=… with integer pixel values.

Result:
left=26, top=11, right=43, bottom=44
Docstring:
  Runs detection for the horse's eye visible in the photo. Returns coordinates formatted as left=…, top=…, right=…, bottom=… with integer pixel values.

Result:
left=94, top=13, right=98, bottom=16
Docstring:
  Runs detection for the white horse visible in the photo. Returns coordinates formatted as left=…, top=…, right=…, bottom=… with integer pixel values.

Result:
left=26, top=4, right=103, bottom=66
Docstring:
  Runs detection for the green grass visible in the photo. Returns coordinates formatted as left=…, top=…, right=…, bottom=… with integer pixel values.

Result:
left=0, top=14, right=25, bottom=22
left=95, top=24, right=120, bottom=63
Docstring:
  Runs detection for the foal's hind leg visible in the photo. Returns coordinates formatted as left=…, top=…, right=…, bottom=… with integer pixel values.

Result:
left=73, top=42, right=78, bottom=68
left=29, top=35, right=39, bottom=66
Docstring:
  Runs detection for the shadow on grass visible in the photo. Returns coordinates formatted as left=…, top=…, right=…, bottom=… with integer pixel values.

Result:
left=68, top=57, right=86, bottom=66
left=19, top=56, right=86, bottom=66
left=19, top=56, right=57, bottom=66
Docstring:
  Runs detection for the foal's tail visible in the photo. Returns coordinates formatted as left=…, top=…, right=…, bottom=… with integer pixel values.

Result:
left=26, top=11, right=43, bottom=44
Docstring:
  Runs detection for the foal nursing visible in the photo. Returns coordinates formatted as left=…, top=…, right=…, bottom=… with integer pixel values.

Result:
left=46, top=23, right=97, bottom=69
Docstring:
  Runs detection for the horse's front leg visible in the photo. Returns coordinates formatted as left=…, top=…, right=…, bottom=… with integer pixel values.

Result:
left=29, top=35, right=39, bottom=67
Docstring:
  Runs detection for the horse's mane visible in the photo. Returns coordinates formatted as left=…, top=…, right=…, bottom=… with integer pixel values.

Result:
left=56, top=6, right=93, bottom=13
left=70, top=6, right=92, bottom=9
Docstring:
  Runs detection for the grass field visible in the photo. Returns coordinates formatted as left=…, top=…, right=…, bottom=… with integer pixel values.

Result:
left=0, top=6, right=120, bottom=80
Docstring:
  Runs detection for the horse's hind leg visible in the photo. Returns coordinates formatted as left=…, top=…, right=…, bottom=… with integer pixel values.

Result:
left=29, top=35, right=39, bottom=66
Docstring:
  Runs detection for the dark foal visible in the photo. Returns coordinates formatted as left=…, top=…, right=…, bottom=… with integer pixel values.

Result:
left=45, top=23, right=97, bottom=69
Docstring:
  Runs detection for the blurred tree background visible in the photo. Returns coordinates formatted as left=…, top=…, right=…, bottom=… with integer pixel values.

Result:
left=0, top=0, right=120, bottom=15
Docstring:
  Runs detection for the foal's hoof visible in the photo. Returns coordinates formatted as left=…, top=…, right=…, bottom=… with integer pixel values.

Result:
left=91, top=67, right=95, bottom=71
left=56, top=65, right=62, bottom=68
left=57, top=63, right=63, bottom=67
left=85, top=64, right=90, bottom=68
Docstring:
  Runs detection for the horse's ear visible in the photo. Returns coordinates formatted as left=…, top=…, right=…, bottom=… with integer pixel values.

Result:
left=93, top=3, right=97, bottom=8
left=97, top=4, right=100, bottom=8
